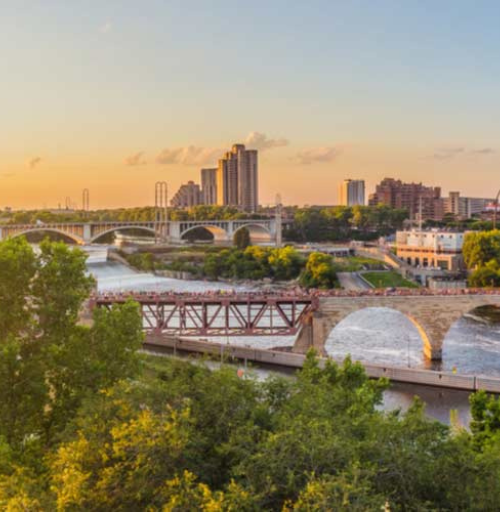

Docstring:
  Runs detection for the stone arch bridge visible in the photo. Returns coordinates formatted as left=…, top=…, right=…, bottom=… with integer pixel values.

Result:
left=0, top=218, right=277, bottom=245
left=295, top=294, right=500, bottom=360
left=93, top=291, right=500, bottom=362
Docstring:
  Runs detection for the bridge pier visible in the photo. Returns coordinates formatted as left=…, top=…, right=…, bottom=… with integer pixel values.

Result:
left=294, top=312, right=330, bottom=356
left=83, top=224, right=92, bottom=244
left=424, top=345, right=442, bottom=361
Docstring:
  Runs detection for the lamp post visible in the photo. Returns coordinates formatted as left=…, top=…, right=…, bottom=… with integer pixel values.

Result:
left=493, top=190, right=500, bottom=230
left=275, top=193, right=283, bottom=248
left=154, top=182, right=168, bottom=244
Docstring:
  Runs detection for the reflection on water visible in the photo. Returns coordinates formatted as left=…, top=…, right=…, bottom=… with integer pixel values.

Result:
left=382, top=382, right=471, bottom=426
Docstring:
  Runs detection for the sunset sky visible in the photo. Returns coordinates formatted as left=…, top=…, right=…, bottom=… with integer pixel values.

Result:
left=2, top=0, right=500, bottom=209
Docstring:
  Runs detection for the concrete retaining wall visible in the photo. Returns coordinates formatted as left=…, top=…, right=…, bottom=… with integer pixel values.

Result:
left=144, top=335, right=500, bottom=394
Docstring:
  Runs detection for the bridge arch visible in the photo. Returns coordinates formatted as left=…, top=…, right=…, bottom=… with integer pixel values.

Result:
left=90, top=225, right=160, bottom=244
left=321, top=306, right=433, bottom=365
left=440, top=304, right=500, bottom=374
left=180, top=224, right=229, bottom=242
left=7, top=228, right=84, bottom=245
left=233, top=223, right=272, bottom=242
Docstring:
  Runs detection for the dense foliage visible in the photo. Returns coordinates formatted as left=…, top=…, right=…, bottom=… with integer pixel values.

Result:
left=233, top=227, right=251, bottom=249
left=299, top=252, right=339, bottom=289
left=3, top=237, right=500, bottom=510
left=425, top=216, right=496, bottom=232
left=0, top=238, right=144, bottom=508
left=1, top=206, right=265, bottom=225
left=125, top=248, right=384, bottom=288
left=4, top=347, right=500, bottom=510
left=202, top=246, right=305, bottom=281
left=285, top=205, right=407, bottom=242
left=463, top=231, right=500, bottom=286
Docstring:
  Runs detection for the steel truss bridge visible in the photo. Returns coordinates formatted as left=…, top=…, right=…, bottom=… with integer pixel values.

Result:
left=93, top=294, right=317, bottom=337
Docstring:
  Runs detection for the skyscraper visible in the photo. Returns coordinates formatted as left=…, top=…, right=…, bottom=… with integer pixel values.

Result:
left=201, top=168, right=217, bottom=205
left=170, top=181, right=202, bottom=208
left=217, top=144, right=258, bottom=212
left=338, top=179, right=365, bottom=206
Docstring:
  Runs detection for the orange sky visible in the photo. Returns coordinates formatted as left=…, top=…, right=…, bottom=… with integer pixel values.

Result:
left=2, top=142, right=498, bottom=209
left=2, top=2, right=500, bottom=209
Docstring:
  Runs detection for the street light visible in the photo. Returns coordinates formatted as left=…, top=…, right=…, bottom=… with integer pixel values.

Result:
left=493, top=189, right=500, bottom=230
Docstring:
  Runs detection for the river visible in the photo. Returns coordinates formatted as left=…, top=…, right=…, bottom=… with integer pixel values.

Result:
left=86, top=248, right=500, bottom=426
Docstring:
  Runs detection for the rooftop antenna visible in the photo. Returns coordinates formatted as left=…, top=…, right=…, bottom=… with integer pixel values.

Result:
left=418, top=195, right=423, bottom=232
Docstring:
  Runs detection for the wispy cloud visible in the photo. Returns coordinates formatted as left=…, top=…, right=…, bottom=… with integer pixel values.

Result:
left=470, top=147, right=495, bottom=155
left=156, top=146, right=222, bottom=166
left=1, top=172, right=15, bottom=178
left=245, top=131, right=289, bottom=151
left=124, top=152, right=147, bottom=166
left=431, top=147, right=465, bottom=160
left=28, top=157, right=42, bottom=169
left=296, top=146, right=341, bottom=165
left=99, top=21, right=112, bottom=34
left=431, top=146, right=495, bottom=160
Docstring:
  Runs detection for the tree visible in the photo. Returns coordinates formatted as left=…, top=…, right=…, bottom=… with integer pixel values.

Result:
left=234, top=227, right=251, bottom=249
left=299, top=252, right=338, bottom=289
left=268, top=246, right=304, bottom=280
left=287, top=466, right=386, bottom=511
left=468, top=260, right=500, bottom=287
left=470, top=390, right=500, bottom=446
left=50, top=407, right=191, bottom=510
left=463, top=231, right=500, bottom=269
left=0, top=237, right=37, bottom=335
left=0, top=237, right=143, bottom=448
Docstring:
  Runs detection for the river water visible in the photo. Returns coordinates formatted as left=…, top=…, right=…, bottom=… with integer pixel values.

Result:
left=86, top=248, right=500, bottom=426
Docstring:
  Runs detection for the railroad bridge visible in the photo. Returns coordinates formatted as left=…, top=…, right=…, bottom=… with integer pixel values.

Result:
left=0, top=218, right=277, bottom=244
left=93, top=291, right=500, bottom=362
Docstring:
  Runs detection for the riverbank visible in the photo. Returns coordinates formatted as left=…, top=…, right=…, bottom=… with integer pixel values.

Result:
left=85, top=255, right=500, bottom=423
left=144, top=335, right=500, bottom=394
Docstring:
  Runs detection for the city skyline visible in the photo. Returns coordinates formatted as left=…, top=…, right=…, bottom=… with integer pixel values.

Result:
left=3, top=1, right=500, bottom=208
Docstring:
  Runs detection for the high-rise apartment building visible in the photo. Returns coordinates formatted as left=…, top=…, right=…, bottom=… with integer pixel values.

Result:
left=338, top=179, right=365, bottom=206
left=201, top=168, right=217, bottom=205
left=217, top=144, right=258, bottom=212
left=170, top=181, right=203, bottom=209
left=369, top=178, right=443, bottom=221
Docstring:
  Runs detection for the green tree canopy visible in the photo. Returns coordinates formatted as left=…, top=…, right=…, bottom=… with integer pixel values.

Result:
left=299, top=252, right=338, bottom=289
left=0, top=237, right=143, bottom=450
left=234, top=227, right=251, bottom=249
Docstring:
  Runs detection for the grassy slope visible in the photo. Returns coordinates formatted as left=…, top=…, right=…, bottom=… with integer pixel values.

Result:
left=362, top=271, right=419, bottom=288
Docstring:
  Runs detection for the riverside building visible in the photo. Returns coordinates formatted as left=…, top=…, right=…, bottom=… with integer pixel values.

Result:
left=396, top=229, right=465, bottom=271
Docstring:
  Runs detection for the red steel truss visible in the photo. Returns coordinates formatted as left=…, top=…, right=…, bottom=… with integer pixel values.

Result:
left=93, top=294, right=318, bottom=336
